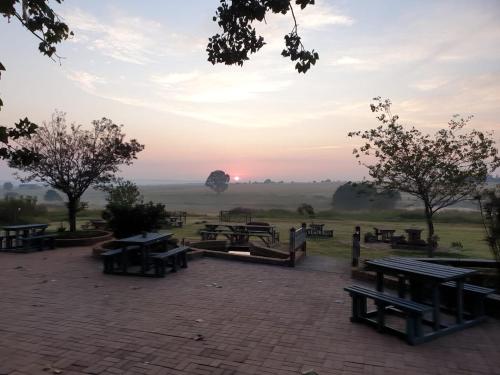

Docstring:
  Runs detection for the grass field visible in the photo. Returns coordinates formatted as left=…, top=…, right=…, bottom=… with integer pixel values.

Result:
left=0, top=183, right=493, bottom=261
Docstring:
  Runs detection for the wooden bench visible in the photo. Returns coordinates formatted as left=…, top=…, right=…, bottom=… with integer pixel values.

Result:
left=150, top=246, right=189, bottom=277
left=102, top=248, right=124, bottom=274
left=306, top=227, right=333, bottom=238
left=23, top=234, right=56, bottom=251
left=441, top=281, right=495, bottom=317
left=102, top=246, right=140, bottom=274
left=344, top=285, right=433, bottom=345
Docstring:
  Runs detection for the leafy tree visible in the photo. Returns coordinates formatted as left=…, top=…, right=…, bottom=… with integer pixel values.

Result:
left=349, top=97, right=500, bottom=256
left=207, top=0, right=319, bottom=73
left=205, top=170, right=230, bottom=194
left=1, top=1, right=72, bottom=161
left=3, top=182, right=13, bottom=190
left=9, top=111, right=144, bottom=231
left=477, top=187, right=500, bottom=289
left=0, top=119, right=39, bottom=166
left=43, top=189, right=63, bottom=202
left=297, top=203, right=314, bottom=217
left=332, top=182, right=401, bottom=211
left=101, top=179, right=142, bottom=208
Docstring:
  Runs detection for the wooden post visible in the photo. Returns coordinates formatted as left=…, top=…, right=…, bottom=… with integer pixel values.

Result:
left=301, top=222, right=307, bottom=255
left=289, top=227, right=296, bottom=267
left=352, top=226, right=361, bottom=267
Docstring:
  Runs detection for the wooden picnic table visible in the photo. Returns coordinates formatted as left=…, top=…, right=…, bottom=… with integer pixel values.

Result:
left=365, top=257, right=482, bottom=341
left=373, top=227, right=396, bottom=242
left=201, top=223, right=279, bottom=245
left=114, top=232, right=173, bottom=275
left=2, top=224, right=49, bottom=250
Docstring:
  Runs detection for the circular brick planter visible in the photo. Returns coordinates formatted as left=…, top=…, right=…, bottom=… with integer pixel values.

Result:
left=56, top=231, right=113, bottom=248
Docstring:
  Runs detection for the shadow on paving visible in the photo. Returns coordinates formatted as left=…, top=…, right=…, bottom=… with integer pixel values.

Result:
left=296, top=255, right=351, bottom=274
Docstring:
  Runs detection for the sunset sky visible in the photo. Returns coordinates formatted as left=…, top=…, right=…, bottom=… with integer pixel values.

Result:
left=1, top=0, right=499, bottom=183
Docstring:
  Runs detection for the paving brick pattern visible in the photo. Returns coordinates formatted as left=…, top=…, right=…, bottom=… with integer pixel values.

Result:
left=0, top=248, right=499, bottom=375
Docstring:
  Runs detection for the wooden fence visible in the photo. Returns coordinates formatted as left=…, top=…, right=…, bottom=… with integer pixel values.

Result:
left=289, top=223, right=307, bottom=267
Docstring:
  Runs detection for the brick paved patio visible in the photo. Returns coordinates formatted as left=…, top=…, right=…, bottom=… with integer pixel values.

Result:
left=0, top=247, right=499, bottom=375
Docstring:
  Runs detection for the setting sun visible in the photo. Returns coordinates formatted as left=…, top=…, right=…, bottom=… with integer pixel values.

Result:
left=234, top=176, right=240, bottom=181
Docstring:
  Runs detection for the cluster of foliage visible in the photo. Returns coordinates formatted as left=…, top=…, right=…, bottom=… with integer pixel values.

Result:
left=477, top=187, right=500, bottom=288
left=206, top=170, right=230, bottom=194
left=297, top=203, right=314, bottom=217
left=43, top=189, right=63, bottom=202
left=102, top=180, right=167, bottom=239
left=0, top=118, right=39, bottom=166
left=2, top=182, right=14, bottom=190
left=332, top=182, right=401, bottom=211
left=207, top=0, right=319, bottom=73
left=1, top=0, right=71, bottom=163
left=349, top=97, right=500, bottom=255
left=0, top=195, right=47, bottom=224
left=9, top=112, right=144, bottom=231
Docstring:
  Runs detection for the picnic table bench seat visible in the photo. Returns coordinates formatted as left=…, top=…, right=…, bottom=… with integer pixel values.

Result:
left=150, top=246, right=189, bottom=277
left=345, top=284, right=433, bottom=345
left=441, top=281, right=495, bottom=316
left=23, top=234, right=56, bottom=250
left=102, top=246, right=140, bottom=274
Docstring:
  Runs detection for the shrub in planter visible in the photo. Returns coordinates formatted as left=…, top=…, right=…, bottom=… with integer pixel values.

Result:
left=101, top=179, right=168, bottom=239
left=104, top=202, right=168, bottom=239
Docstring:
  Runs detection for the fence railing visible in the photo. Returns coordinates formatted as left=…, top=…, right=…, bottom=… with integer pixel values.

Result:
left=219, top=210, right=252, bottom=223
left=289, top=223, right=307, bottom=267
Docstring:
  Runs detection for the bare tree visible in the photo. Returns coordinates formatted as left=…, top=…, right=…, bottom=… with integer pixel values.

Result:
left=10, top=111, right=144, bottom=231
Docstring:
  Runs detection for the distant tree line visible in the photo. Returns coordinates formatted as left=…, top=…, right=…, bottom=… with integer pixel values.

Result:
left=332, top=182, right=401, bottom=211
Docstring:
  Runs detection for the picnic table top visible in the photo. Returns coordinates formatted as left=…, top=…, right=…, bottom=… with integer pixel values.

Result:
left=206, top=222, right=275, bottom=229
left=366, top=257, right=476, bottom=282
left=115, top=232, right=173, bottom=245
left=2, top=224, right=48, bottom=231
left=373, top=227, right=396, bottom=232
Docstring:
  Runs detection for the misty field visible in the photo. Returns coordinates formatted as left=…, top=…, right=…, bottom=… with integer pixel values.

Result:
left=1, top=182, right=492, bottom=259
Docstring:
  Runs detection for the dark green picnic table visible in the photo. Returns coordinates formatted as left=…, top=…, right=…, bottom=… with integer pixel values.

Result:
left=201, top=223, right=279, bottom=245
left=114, top=232, right=173, bottom=275
left=2, top=224, right=49, bottom=250
left=365, top=257, right=482, bottom=341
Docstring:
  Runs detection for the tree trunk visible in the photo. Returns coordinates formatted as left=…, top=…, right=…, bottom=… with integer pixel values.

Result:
left=67, top=197, right=79, bottom=232
left=424, top=206, right=435, bottom=257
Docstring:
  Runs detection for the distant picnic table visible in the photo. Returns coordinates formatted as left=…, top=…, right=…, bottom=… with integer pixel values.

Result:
left=200, top=222, right=279, bottom=246
left=305, top=223, right=333, bottom=238
left=373, top=227, right=396, bottom=242
left=345, top=257, right=494, bottom=344
left=1, top=224, right=55, bottom=252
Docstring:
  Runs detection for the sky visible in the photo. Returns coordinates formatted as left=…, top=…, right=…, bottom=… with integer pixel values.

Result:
left=1, top=0, right=499, bottom=183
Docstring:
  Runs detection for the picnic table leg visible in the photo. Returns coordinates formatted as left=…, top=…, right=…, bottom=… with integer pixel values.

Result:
left=432, top=284, right=441, bottom=331
left=121, top=248, right=129, bottom=274
left=456, top=280, right=464, bottom=324
left=376, top=271, right=384, bottom=292
left=397, top=276, right=406, bottom=298
left=141, top=247, right=149, bottom=275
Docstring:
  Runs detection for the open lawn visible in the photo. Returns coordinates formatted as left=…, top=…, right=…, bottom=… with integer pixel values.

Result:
left=167, top=216, right=492, bottom=260
left=1, top=183, right=492, bottom=260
